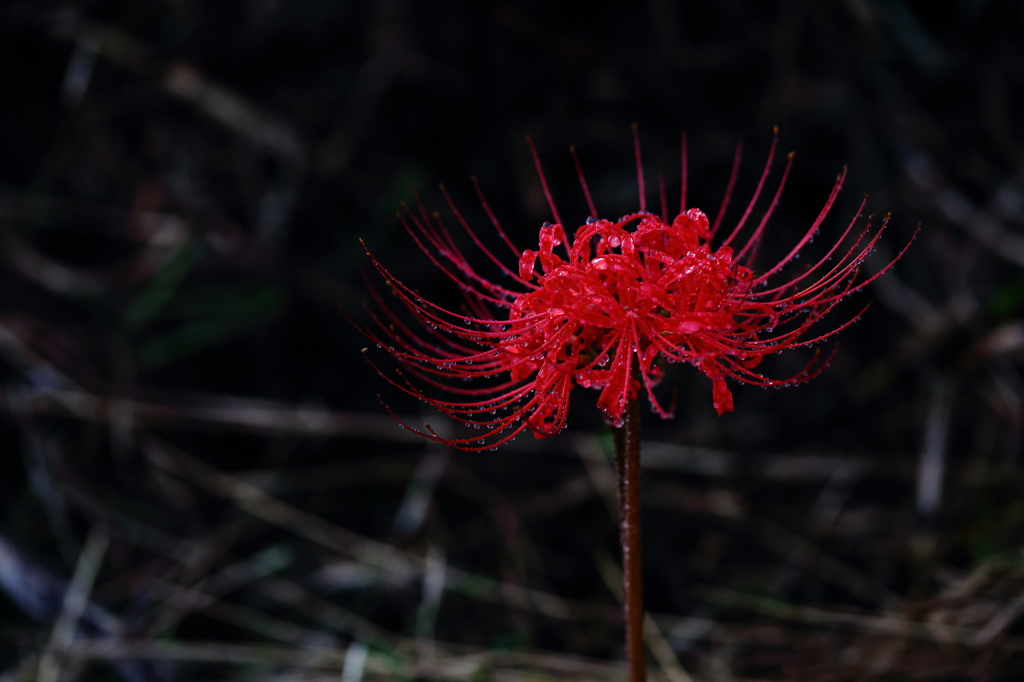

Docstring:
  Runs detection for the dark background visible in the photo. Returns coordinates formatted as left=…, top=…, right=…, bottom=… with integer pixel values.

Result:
left=2, top=1, right=1024, bottom=680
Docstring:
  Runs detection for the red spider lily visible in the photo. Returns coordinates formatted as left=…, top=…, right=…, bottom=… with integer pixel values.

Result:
left=351, top=128, right=915, bottom=451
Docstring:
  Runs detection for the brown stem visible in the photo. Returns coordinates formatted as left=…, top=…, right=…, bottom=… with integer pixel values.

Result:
left=612, top=419, right=626, bottom=505
left=614, top=395, right=645, bottom=682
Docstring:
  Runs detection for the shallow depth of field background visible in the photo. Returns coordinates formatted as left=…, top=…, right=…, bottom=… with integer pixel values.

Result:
left=2, top=1, right=1024, bottom=680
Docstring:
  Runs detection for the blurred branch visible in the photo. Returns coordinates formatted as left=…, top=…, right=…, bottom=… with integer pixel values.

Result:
left=144, top=436, right=620, bottom=624
left=162, top=64, right=305, bottom=165
left=38, top=528, right=109, bottom=682
left=0, top=383, right=421, bottom=441
left=907, top=153, right=1024, bottom=267
left=0, top=235, right=105, bottom=297
left=63, top=637, right=666, bottom=682
left=692, top=584, right=1023, bottom=648
left=916, top=377, right=954, bottom=519
left=48, top=10, right=306, bottom=166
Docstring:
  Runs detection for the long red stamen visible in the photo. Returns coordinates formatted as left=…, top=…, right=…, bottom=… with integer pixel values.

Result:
left=680, top=130, right=688, bottom=213
left=632, top=123, right=646, bottom=214
left=570, top=144, right=598, bottom=218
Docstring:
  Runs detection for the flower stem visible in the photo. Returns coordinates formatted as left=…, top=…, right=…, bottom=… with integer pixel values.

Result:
left=614, top=395, right=646, bottom=682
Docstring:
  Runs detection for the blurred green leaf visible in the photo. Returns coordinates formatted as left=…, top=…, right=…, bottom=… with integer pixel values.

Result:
left=970, top=502, right=999, bottom=562
left=123, top=241, right=204, bottom=331
left=596, top=430, right=616, bottom=462
left=337, top=163, right=429, bottom=274
left=491, top=630, right=527, bottom=652
left=373, top=162, right=429, bottom=226
left=989, top=276, right=1024, bottom=321
left=138, top=287, right=283, bottom=370
left=160, top=283, right=281, bottom=319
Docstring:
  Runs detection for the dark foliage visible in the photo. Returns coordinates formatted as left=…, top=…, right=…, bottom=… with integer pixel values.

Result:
left=2, top=1, right=1024, bottom=680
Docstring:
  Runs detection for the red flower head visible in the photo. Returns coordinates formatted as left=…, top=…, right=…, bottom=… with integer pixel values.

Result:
left=353, top=128, right=915, bottom=451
